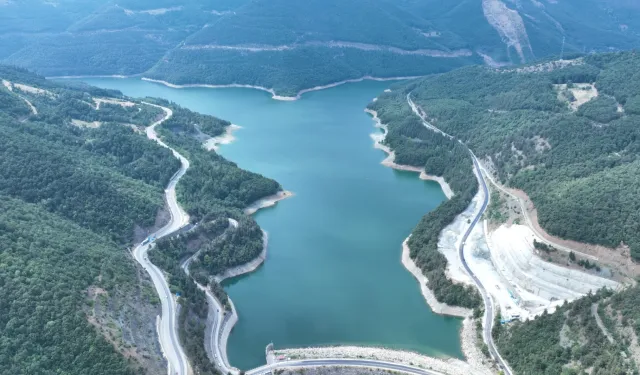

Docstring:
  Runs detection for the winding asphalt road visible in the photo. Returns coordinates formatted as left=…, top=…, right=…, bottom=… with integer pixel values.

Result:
left=408, top=94, right=513, bottom=375
left=132, top=103, right=191, bottom=375
left=130, top=98, right=506, bottom=375
left=180, top=219, right=238, bottom=375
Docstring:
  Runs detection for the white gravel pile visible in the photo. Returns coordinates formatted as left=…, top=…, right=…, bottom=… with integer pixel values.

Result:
left=486, top=224, right=619, bottom=317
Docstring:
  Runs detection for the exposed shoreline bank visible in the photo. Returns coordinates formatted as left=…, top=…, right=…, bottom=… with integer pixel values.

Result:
left=215, top=230, right=269, bottom=283
left=401, top=237, right=471, bottom=318
left=141, top=76, right=420, bottom=101
left=366, top=106, right=498, bottom=372
left=215, top=230, right=270, bottom=375
left=365, top=106, right=490, bottom=371
left=206, top=191, right=293, bottom=373
left=366, top=108, right=454, bottom=199
left=244, top=190, right=294, bottom=215
left=204, top=124, right=242, bottom=152
left=48, top=74, right=133, bottom=79
left=50, top=73, right=420, bottom=102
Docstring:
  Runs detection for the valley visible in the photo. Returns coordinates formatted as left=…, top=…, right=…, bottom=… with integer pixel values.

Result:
left=2, top=2, right=640, bottom=375
left=79, top=77, right=465, bottom=370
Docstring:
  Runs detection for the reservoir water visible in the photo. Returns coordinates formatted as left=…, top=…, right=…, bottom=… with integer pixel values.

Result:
left=79, top=78, right=463, bottom=369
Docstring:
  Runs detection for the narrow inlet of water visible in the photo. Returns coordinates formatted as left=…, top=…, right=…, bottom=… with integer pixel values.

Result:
left=78, top=78, right=463, bottom=370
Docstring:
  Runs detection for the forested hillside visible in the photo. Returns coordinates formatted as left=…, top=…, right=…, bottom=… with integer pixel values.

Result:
left=494, top=286, right=640, bottom=374
left=140, top=97, right=281, bottom=375
left=370, top=50, right=640, bottom=372
left=0, top=66, right=282, bottom=374
left=2, top=0, right=640, bottom=95
left=0, top=66, right=180, bottom=374
left=373, top=52, right=640, bottom=263
left=369, top=90, right=482, bottom=309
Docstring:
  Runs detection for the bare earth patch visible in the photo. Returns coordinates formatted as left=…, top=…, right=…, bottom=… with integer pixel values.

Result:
left=72, top=119, right=102, bottom=128
left=85, top=268, right=166, bottom=375
left=479, top=161, right=640, bottom=282
left=203, top=124, right=242, bottom=152
left=482, top=0, right=532, bottom=63
left=93, top=97, right=136, bottom=110
left=554, top=83, right=598, bottom=111
left=14, top=83, right=55, bottom=98
left=509, top=187, right=640, bottom=281
left=502, top=58, right=583, bottom=74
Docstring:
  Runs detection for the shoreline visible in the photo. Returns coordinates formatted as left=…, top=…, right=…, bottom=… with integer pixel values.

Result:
left=48, top=74, right=132, bottom=79
left=204, top=124, right=242, bottom=152
left=215, top=230, right=269, bottom=283
left=141, top=76, right=420, bottom=101
left=208, top=191, right=292, bottom=373
left=141, top=77, right=292, bottom=100
left=366, top=108, right=454, bottom=199
left=244, top=190, right=294, bottom=215
left=215, top=230, right=270, bottom=375
left=401, top=237, right=471, bottom=318
left=51, top=74, right=420, bottom=101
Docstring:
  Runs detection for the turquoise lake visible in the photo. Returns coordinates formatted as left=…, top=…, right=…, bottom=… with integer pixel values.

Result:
left=79, top=78, right=463, bottom=370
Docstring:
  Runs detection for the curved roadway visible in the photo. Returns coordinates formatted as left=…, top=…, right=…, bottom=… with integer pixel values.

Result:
left=133, top=103, right=191, bottom=375
left=248, top=359, right=453, bottom=375
left=130, top=97, right=510, bottom=375
left=180, top=219, right=238, bottom=375
left=407, top=94, right=513, bottom=375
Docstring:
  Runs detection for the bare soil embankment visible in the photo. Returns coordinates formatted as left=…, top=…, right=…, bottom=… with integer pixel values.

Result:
left=143, top=76, right=420, bottom=102
left=204, top=124, right=242, bottom=152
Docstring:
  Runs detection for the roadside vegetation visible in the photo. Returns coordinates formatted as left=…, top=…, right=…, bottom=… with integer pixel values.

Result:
left=141, top=98, right=281, bottom=375
left=494, top=287, right=640, bottom=375
left=373, top=51, right=640, bottom=261
left=4, top=0, right=640, bottom=96
left=369, top=91, right=482, bottom=309
left=372, top=50, right=640, bottom=373
left=0, top=65, right=281, bottom=375
left=0, top=66, right=179, bottom=374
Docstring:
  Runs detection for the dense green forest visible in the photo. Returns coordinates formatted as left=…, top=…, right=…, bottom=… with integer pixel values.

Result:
left=140, top=98, right=281, bottom=375
left=2, top=0, right=640, bottom=95
left=373, top=51, right=640, bottom=261
left=0, top=197, right=142, bottom=375
left=146, top=47, right=478, bottom=97
left=495, top=286, right=640, bottom=374
left=369, top=92, right=482, bottom=309
left=371, top=51, right=640, bottom=372
left=0, top=65, right=281, bottom=374
left=0, top=66, right=180, bottom=374
left=149, top=97, right=279, bottom=283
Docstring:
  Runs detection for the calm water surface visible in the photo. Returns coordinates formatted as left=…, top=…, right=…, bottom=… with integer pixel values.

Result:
left=79, top=78, right=463, bottom=369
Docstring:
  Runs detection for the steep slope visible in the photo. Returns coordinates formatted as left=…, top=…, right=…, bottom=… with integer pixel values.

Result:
left=2, top=0, right=640, bottom=95
left=494, top=287, right=640, bottom=374
left=0, top=66, right=282, bottom=375
left=0, top=66, right=180, bottom=374
left=372, top=51, right=640, bottom=265
left=371, top=50, right=640, bottom=373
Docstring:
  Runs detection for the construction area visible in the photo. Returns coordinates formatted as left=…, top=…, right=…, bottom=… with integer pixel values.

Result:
left=436, top=167, right=620, bottom=322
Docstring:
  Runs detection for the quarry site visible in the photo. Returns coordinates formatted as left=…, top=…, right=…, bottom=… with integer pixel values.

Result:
left=438, top=164, right=622, bottom=322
